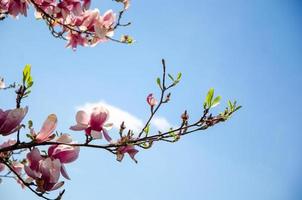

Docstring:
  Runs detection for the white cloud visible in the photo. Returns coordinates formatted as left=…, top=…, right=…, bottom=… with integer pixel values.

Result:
left=76, top=101, right=172, bottom=133
left=151, top=117, right=172, bottom=131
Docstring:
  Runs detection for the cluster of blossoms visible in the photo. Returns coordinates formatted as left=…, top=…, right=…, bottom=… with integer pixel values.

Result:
left=0, top=102, right=144, bottom=192
left=0, top=0, right=131, bottom=49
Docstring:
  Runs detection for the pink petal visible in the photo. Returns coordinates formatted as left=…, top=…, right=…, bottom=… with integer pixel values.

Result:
left=0, top=107, right=28, bottom=136
left=90, top=107, right=109, bottom=130
left=36, top=114, right=57, bottom=143
left=27, top=148, right=43, bottom=171
left=102, top=129, right=112, bottom=142
left=75, top=110, right=89, bottom=125
left=127, top=148, right=139, bottom=163
left=0, top=163, right=5, bottom=172
left=50, top=181, right=64, bottom=191
left=70, top=124, right=88, bottom=131
left=60, top=164, right=70, bottom=180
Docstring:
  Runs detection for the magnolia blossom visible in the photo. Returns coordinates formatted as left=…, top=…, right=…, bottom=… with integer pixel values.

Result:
left=115, top=135, right=139, bottom=163
left=33, top=114, right=57, bottom=143
left=66, top=9, right=116, bottom=49
left=24, top=148, right=64, bottom=192
left=1, top=0, right=29, bottom=18
left=34, top=0, right=90, bottom=20
left=0, top=107, right=28, bottom=136
left=70, top=106, right=113, bottom=140
left=147, top=93, right=157, bottom=107
left=116, top=145, right=138, bottom=163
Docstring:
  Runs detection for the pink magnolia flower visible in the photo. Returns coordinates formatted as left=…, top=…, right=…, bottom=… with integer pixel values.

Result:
left=70, top=106, right=113, bottom=140
left=38, top=158, right=63, bottom=191
left=82, top=0, right=90, bottom=10
left=24, top=148, right=64, bottom=192
left=48, top=134, right=80, bottom=180
left=66, top=32, right=87, bottom=50
left=7, top=0, right=29, bottom=17
left=0, top=106, right=28, bottom=136
left=33, top=114, right=57, bottom=143
left=116, top=145, right=138, bottom=163
left=147, top=93, right=157, bottom=107
left=115, top=135, right=139, bottom=163
left=66, top=9, right=116, bottom=49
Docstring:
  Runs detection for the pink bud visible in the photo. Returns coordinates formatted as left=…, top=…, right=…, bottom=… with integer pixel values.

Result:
left=147, top=93, right=157, bottom=107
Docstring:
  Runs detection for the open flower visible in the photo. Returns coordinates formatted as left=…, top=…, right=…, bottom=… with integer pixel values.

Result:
left=0, top=107, right=28, bottom=136
left=147, top=93, right=157, bottom=107
left=34, top=114, right=57, bottom=143
left=38, top=157, right=64, bottom=192
left=70, top=106, right=113, bottom=140
left=116, top=135, right=139, bottom=163
left=24, top=148, right=64, bottom=192
left=116, top=145, right=138, bottom=163
left=7, top=0, right=29, bottom=18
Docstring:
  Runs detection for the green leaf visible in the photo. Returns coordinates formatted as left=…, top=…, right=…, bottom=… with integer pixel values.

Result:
left=205, top=88, right=214, bottom=108
left=168, top=74, right=174, bottom=81
left=177, top=72, right=182, bottom=81
left=28, top=120, right=33, bottom=129
left=156, top=77, right=161, bottom=88
left=23, top=64, right=31, bottom=83
left=234, top=105, right=242, bottom=112
left=211, top=96, right=221, bottom=108
left=143, top=124, right=150, bottom=135
left=228, top=100, right=233, bottom=110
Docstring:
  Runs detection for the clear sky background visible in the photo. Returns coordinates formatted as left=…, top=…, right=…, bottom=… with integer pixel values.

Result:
left=0, top=0, right=302, bottom=199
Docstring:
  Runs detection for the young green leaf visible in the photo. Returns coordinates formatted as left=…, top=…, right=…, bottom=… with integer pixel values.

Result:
left=177, top=72, right=182, bottom=81
left=211, top=96, right=221, bottom=108
left=205, top=88, right=214, bottom=108
left=143, top=124, right=150, bottom=135
left=156, top=77, right=161, bottom=88
left=168, top=74, right=175, bottom=81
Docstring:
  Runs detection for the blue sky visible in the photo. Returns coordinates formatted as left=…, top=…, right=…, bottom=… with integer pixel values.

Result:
left=0, top=0, right=302, bottom=199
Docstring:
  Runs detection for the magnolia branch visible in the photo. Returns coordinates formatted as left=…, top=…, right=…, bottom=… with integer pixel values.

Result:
left=0, top=60, right=241, bottom=200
